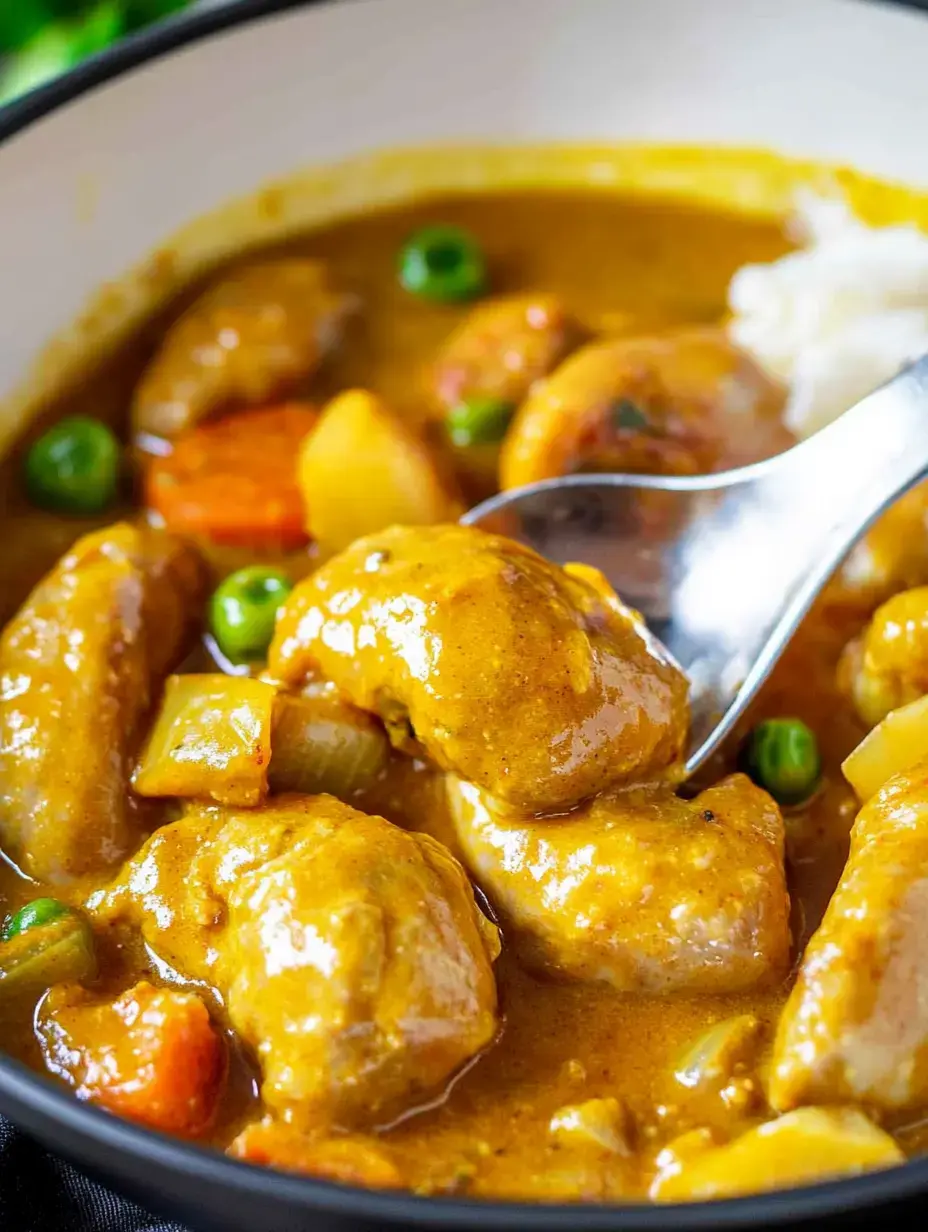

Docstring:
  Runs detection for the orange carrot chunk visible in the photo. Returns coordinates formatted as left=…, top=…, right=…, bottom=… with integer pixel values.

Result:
left=39, top=980, right=225, bottom=1138
left=229, top=1120, right=403, bottom=1188
left=144, top=404, right=317, bottom=551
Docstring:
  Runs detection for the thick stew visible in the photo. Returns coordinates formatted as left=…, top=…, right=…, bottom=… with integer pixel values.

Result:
left=1, top=185, right=927, bottom=1204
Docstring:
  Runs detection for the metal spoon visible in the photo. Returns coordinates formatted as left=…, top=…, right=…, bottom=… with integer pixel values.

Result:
left=463, top=356, right=928, bottom=776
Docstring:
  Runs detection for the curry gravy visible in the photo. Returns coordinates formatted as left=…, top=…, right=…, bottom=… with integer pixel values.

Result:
left=0, top=189, right=883, bottom=1198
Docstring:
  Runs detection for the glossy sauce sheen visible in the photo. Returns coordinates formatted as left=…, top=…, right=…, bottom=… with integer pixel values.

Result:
left=0, top=191, right=887, bottom=1198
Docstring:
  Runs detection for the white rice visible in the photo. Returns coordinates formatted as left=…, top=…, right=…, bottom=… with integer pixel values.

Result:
left=727, top=193, right=928, bottom=437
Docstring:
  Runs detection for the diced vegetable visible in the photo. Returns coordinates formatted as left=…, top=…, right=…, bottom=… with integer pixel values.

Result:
left=133, top=674, right=278, bottom=806
left=229, top=1120, right=403, bottom=1188
left=144, top=404, right=317, bottom=550
left=549, top=1097, right=631, bottom=1155
left=210, top=566, right=293, bottom=665
left=299, top=390, right=460, bottom=555
left=398, top=225, right=486, bottom=303
left=0, top=914, right=96, bottom=998
left=652, top=1107, right=903, bottom=1201
left=740, top=718, right=821, bottom=806
left=651, top=1128, right=717, bottom=1183
left=269, top=692, right=390, bottom=799
left=446, top=397, right=515, bottom=447
left=675, top=1014, right=761, bottom=1092
left=673, top=1015, right=763, bottom=1121
left=842, top=692, right=928, bottom=802
left=24, top=416, right=120, bottom=514
left=3, top=897, right=70, bottom=940
left=39, top=980, right=224, bottom=1137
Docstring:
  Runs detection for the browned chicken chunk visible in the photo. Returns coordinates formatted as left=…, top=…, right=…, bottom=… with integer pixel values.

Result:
left=833, top=481, right=928, bottom=610
left=433, top=293, right=579, bottom=411
left=0, top=524, right=204, bottom=882
left=771, top=760, right=928, bottom=1115
left=268, top=524, right=689, bottom=814
left=93, top=794, right=500, bottom=1130
left=838, top=585, right=928, bottom=727
left=132, top=260, right=349, bottom=440
left=448, top=774, right=790, bottom=993
left=500, top=328, right=789, bottom=490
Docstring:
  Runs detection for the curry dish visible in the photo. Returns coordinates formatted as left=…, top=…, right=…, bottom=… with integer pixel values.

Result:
left=2, top=182, right=928, bottom=1204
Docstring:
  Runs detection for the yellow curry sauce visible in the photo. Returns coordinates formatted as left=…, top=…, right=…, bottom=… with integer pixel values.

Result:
left=0, top=182, right=923, bottom=1203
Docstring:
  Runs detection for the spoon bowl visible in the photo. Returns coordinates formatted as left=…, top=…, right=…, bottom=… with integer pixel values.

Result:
left=464, top=356, right=928, bottom=774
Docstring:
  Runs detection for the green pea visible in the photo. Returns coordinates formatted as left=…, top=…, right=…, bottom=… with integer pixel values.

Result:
left=447, top=397, right=515, bottom=447
left=740, top=718, right=821, bottom=806
left=210, top=567, right=293, bottom=665
left=25, top=416, right=120, bottom=514
left=3, top=897, right=70, bottom=941
left=398, top=226, right=486, bottom=303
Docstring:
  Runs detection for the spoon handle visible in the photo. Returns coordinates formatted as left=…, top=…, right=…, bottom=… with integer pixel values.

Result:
left=774, top=351, right=928, bottom=549
left=676, top=354, right=928, bottom=767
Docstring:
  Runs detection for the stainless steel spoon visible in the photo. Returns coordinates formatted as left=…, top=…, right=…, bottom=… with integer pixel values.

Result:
left=463, top=356, right=928, bottom=776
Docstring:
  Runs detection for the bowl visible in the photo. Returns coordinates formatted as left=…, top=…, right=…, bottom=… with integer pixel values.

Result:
left=2, top=1, right=928, bottom=1228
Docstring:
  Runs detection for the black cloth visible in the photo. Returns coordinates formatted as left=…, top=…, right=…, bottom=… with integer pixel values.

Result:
left=0, top=1118, right=185, bottom=1231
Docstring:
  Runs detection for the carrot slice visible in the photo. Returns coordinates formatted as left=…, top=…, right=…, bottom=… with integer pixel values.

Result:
left=144, top=404, right=317, bottom=550
left=40, top=980, right=225, bottom=1137
left=229, top=1120, right=403, bottom=1188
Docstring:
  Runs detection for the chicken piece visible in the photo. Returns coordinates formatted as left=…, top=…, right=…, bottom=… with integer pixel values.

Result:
left=771, top=761, right=928, bottom=1114
left=500, top=328, right=790, bottom=490
left=0, top=523, right=204, bottom=882
left=228, top=1120, right=403, bottom=1188
left=38, top=980, right=224, bottom=1137
left=839, top=586, right=928, bottom=727
left=651, top=1108, right=902, bottom=1201
left=269, top=525, right=689, bottom=814
left=448, top=774, right=789, bottom=993
left=433, top=293, right=579, bottom=412
left=132, top=260, right=349, bottom=441
left=834, top=481, right=928, bottom=609
left=93, top=795, right=500, bottom=1130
